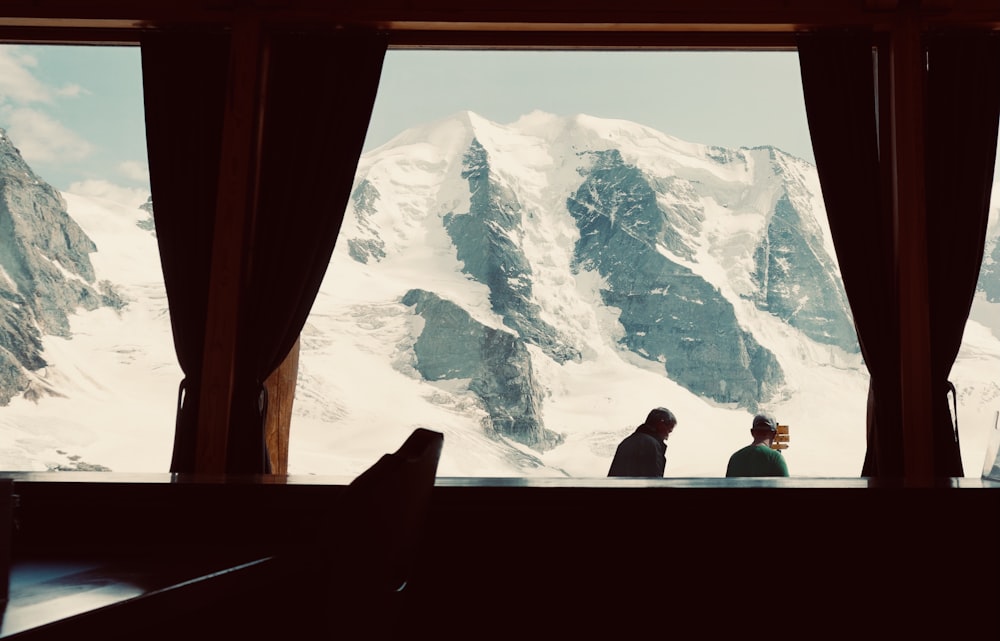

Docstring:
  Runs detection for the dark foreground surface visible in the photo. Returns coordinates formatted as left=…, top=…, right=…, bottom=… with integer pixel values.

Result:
left=1, top=473, right=997, bottom=638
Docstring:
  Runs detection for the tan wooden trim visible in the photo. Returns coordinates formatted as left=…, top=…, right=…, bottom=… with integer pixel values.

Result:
left=264, top=338, right=299, bottom=476
left=387, top=30, right=801, bottom=50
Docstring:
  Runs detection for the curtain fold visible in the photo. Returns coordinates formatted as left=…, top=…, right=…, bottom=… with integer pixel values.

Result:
left=225, top=29, right=389, bottom=473
left=924, top=32, right=1000, bottom=477
left=797, top=31, right=903, bottom=476
left=140, top=31, right=230, bottom=474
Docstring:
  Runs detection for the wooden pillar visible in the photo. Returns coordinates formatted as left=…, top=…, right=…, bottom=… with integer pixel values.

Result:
left=888, top=9, right=934, bottom=482
left=264, top=337, right=300, bottom=475
left=195, top=16, right=269, bottom=474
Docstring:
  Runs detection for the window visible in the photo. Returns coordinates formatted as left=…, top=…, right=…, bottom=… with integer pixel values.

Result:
left=291, top=49, right=874, bottom=478
left=960, top=145, right=1000, bottom=479
left=2, top=44, right=995, bottom=480
left=0, top=44, right=177, bottom=472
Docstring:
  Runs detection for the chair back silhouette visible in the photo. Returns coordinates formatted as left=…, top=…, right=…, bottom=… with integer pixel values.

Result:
left=305, top=427, right=442, bottom=636
left=337, top=427, right=443, bottom=594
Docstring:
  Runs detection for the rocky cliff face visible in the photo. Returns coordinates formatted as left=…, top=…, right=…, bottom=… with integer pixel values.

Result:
left=444, top=139, right=580, bottom=364
left=749, top=151, right=856, bottom=353
left=568, top=148, right=784, bottom=409
left=401, top=288, right=561, bottom=450
left=0, top=129, right=124, bottom=404
left=346, top=180, right=385, bottom=264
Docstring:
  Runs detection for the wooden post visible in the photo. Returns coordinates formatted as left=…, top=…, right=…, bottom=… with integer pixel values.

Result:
left=195, top=16, right=268, bottom=474
left=889, top=8, right=934, bottom=483
left=264, top=337, right=300, bottom=475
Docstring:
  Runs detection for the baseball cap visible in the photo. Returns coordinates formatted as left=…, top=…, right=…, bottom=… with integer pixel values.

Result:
left=752, top=414, right=777, bottom=431
left=646, top=407, right=676, bottom=425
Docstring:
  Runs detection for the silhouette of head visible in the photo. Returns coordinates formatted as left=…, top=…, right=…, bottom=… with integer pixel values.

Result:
left=752, top=414, right=777, bottom=433
left=645, top=407, right=677, bottom=440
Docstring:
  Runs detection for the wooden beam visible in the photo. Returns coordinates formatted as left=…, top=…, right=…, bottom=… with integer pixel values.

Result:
left=195, top=16, right=268, bottom=474
left=264, top=338, right=299, bottom=475
left=0, top=0, right=997, bottom=33
left=0, top=1, right=997, bottom=46
left=888, top=8, right=934, bottom=483
left=0, top=0, right=882, bottom=29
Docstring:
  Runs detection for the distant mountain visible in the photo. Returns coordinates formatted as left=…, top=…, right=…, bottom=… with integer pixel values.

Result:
left=6, top=112, right=1000, bottom=478
left=334, top=111, right=859, bottom=454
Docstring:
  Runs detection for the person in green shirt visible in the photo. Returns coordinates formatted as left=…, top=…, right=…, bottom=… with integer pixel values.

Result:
left=725, top=414, right=789, bottom=477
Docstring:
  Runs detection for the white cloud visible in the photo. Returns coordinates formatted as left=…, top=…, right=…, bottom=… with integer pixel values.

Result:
left=117, top=160, right=149, bottom=183
left=55, top=83, right=88, bottom=98
left=0, top=48, right=88, bottom=103
left=0, top=48, right=51, bottom=104
left=0, top=46, right=96, bottom=172
left=4, top=107, right=93, bottom=163
left=66, top=179, right=149, bottom=210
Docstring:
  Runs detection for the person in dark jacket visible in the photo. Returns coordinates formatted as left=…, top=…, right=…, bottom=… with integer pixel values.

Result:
left=607, top=407, right=678, bottom=477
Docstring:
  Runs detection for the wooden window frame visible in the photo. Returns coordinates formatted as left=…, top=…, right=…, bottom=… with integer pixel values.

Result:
left=1, top=0, right=997, bottom=481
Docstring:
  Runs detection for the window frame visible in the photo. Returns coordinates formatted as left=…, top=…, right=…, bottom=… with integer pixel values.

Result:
left=0, top=1, right=994, bottom=482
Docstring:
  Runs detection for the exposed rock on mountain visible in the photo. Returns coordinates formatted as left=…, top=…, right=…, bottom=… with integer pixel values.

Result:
left=346, top=180, right=386, bottom=264
left=401, top=288, right=561, bottom=450
left=445, top=138, right=581, bottom=364
left=569, top=147, right=783, bottom=409
left=749, top=152, right=856, bottom=353
left=137, top=195, right=155, bottom=232
left=0, top=129, right=124, bottom=404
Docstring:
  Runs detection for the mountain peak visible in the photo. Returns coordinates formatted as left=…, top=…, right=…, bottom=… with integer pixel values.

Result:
left=0, top=128, right=40, bottom=180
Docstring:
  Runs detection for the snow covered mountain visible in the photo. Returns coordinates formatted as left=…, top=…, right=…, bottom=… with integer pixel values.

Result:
left=296, top=110, right=873, bottom=478
left=2, top=113, right=1000, bottom=479
left=297, top=111, right=1000, bottom=479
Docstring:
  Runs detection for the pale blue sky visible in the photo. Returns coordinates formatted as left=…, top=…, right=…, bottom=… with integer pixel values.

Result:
left=0, top=44, right=146, bottom=194
left=366, top=50, right=815, bottom=162
left=0, top=45, right=817, bottom=195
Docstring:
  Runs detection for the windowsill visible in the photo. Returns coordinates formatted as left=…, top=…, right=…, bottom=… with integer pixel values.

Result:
left=2, top=471, right=998, bottom=489
left=435, top=476, right=1000, bottom=488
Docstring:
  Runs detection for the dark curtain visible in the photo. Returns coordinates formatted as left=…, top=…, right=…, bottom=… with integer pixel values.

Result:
left=140, top=31, right=230, bottom=473
left=797, top=32, right=903, bottom=476
left=924, top=32, right=1000, bottom=477
left=225, top=29, right=389, bottom=473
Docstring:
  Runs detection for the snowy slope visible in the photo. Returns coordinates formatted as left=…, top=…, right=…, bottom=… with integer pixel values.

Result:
left=2, top=112, right=999, bottom=480
left=0, top=189, right=178, bottom=472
